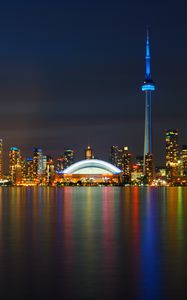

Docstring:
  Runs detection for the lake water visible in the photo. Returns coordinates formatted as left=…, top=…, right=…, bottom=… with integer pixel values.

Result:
left=0, top=186, right=187, bottom=299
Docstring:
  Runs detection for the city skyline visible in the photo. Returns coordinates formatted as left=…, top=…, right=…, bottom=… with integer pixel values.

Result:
left=0, top=1, right=187, bottom=166
left=1, top=3, right=187, bottom=300
left=0, top=125, right=186, bottom=186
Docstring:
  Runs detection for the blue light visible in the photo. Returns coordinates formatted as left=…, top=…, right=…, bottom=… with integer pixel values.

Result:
left=141, top=84, right=155, bottom=91
left=26, top=157, right=33, bottom=161
left=145, top=31, right=151, bottom=79
left=56, top=170, right=63, bottom=174
left=10, top=147, right=19, bottom=151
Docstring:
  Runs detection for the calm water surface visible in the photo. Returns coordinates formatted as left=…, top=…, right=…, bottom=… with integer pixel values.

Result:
left=0, top=187, right=187, bottom=299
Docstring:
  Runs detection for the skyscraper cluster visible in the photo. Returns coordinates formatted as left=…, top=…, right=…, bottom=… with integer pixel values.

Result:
left=6, top=145, right=75, bottom=185
left=110, top=129, right=187, bottom=186
left=0, top=132, right=185, bottom=186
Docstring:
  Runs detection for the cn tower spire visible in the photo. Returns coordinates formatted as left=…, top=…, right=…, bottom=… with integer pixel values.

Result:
left=141, top=30, right=156, bottom=182
left=145, top=29, right=151, bottom=80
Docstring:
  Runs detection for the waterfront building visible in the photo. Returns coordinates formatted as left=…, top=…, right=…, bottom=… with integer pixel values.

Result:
left=181, top=145, right=187, bottom=176
left=85, top=145, right=94, bottom=160
left=63, top=159, right=122, bottom=185
left=45, top=155, right=55, bottom=185
left=110, top=146, right=124, bottom=170
left=141, top=31, right=155, bottom=181
left=123, top=147, right=132, bottom=183
left=155, top=166, right=166, bottom=178
left=165, top=130, right=179, bottom=179
left=24, top=158, right=34, bottom=181
left=131, top=156, right=144, bottom=184
left=144, top=153, right=154, bottom=183
left=136, top=156, right=144, bottom=174
left=111, top=146, right=132, bottom=181
left=9, top=147, right=22, bottom=184
left=33, top=148, right=43, bottom=182
left=42, top=155, right=47, bottom=173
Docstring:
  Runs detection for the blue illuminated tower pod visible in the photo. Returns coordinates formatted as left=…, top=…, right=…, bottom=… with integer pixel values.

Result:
left=141, top=31, right=155, bottom=174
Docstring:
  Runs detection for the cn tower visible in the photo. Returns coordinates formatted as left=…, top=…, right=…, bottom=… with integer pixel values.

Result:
left=141, top=31, right=155, bottom=178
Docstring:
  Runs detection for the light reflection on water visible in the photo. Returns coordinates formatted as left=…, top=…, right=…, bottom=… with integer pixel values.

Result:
left=0, top=187, right=187, bottom=299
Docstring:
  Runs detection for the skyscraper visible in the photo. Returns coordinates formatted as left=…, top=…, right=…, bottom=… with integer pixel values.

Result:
left=110, top=146, right=131, bottom=177
left=85, top=145, right=94, bottom=160
left=33, top=148, right=43, bottom=182
left=111, top=146, right=124, bottom=169
left=123, top=147, right=132, bottom=181
left=181, top=145, right=187, bottom=176
left=165, top=130, right=179, bottom=179
left=45, top=155, right=55, bottom=185
left=24, top=158, right=34, bottom=181
left=141, top=31, right=155, bottom=180
left=9, top=147, right=22, bottom=184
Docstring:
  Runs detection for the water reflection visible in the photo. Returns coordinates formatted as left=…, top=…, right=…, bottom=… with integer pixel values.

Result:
left=0, top=187, right=186, bottom=299
left=140, top=188, right=161, bottom=300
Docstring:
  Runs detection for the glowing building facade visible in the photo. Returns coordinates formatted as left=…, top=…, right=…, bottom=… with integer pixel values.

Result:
left=9, top=147, right=22, bottom=184
left=181, top=145, right=187, bottom=176
left=111, top=146, right=124, bottom=170
left=63, top=159, right=122, bottom=184
left=85, top=145, right=94, bottom=160
left=24, top=158, right=34, bottom=181
left=45, top=155, right=55, bottom=185
left=165, top=130, right=179, bottom=179
left=141, top=31, right=155, bottom=180
left=33, top=148, right=43, bottom=182
left=111, top=145, right=132, bottom=181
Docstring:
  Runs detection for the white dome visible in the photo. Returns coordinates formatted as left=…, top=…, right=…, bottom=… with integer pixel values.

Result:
left=63, top=159, right=122, bottom=175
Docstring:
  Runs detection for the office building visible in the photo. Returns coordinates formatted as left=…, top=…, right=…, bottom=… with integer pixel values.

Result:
left=45, top=155, right=55, bottom=185
left=33, top=148, right=43, bottom=182
left=181, top=145, right=187, bottom=176
left=165, top=130, right=179, bottom=178
left=9, top=147, right=22, bottom=184
left=85, top=145, right=94, bottom=160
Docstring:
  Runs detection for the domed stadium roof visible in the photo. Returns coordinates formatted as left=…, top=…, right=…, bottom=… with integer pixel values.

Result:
left=63, top=159, right=122, bottom=175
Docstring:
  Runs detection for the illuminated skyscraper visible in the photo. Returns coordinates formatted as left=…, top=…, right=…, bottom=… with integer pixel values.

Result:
left=0, top=139, right=3, bottom=178
left=110, top=146, right=131, bottom=178
left=33, top=148, right=43, bottom=182
left=144, top=153, right=153, bottom=182
left=42, top=155, right=47, bottom=173
left=111, top=145, right=124, bottom=169
left=123, top=147, right=132, bottom=182
left=45, top=155, right=55, bottom=185
left=85, top=145, right=94, bottom=160
left=141, top=31, right=155, bottom=180
left=165, top=130, right=179, bottom=178
left=9, top=147, right=22, bottom=184
left=24, top=158, right=34, bottom=181
left=136, top=156, right=144, bottom=174
left=181, top=145, right=187, bottom=176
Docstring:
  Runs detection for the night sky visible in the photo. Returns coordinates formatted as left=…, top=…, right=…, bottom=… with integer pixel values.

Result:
left=0, top=0, right=187, bottom=169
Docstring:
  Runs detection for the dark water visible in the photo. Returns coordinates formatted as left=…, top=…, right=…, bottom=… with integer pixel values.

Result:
left=0, top=187, right=187, bottom=299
